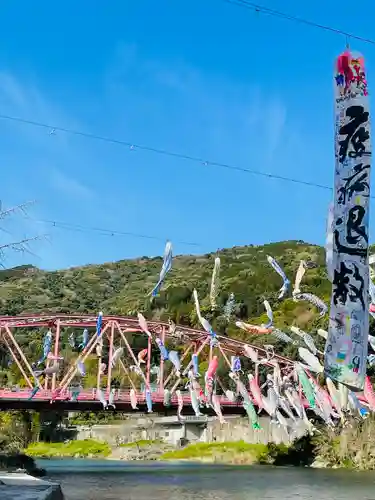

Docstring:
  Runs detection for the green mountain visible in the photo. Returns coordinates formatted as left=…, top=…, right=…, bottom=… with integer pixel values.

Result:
left=0, top=240, right=332, bottom=360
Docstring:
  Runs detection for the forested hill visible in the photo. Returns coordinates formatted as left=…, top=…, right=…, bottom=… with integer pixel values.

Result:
left=0, top=240, right=331, bottom=345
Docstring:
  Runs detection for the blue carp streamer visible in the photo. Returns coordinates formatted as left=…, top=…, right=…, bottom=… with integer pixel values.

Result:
left=37, top=330, right=52, bottom=366
left=266, top=255, right=290, bottom=299
left=192, top=353, right=199, bottom=377
left=231, top=355, right=241, bottom=373
left=156, top=338, right=169, bottom=361
left=294, top=292, right=328, bottom=317
left=150, top=241, right=172, bottom=297
left=96, top=311, right=103, bottom=337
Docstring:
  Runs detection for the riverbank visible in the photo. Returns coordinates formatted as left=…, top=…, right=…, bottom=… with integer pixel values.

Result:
left=25, top=440, right=112, bottom=459
left=0, top=453, right=46, bottom=477
left=159, top=442, right=278, bottom=464
left=22, top=417, right=375, bottom=470
left=25, top=439, right=174, bottom=461
left=23, top=438, right=308, bottom=466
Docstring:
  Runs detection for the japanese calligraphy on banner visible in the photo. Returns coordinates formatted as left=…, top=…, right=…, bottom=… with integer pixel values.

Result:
left=324, top=49, right=371, bottom=391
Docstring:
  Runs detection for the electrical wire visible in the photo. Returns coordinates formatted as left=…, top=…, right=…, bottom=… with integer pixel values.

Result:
left=0, top=113, right=334, bottom=192
left=222, top=0, right=375, bottom=45
left=27, top=217, right=202, bottom=248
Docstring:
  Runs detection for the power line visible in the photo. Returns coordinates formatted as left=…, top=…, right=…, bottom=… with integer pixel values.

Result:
left=0, top=113, right=335, bottom=192
left=28, top=218, right=202, bottom=248
left=222, top=0, right=375, bottom=45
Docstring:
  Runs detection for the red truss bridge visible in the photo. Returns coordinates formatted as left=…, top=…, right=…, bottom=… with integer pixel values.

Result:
left=0, top=314, right=295, bottom=414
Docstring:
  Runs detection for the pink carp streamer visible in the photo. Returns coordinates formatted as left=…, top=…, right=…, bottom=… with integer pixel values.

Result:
left=236, top=321, right=272, bottom=335
left=248, top=374, right=263, bottom=409
left=138, top=349, right=148, bottom=364
left=364, top=376, right=375, bottom=411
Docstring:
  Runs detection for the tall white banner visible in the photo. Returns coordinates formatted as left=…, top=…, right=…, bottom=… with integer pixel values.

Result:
left=324, top=49, right=371, bottom=391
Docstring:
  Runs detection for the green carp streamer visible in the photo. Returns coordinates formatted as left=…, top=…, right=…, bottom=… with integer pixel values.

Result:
left=244, top=401, right=261, bottom=430
left=296, top=364, right=316, bottom=408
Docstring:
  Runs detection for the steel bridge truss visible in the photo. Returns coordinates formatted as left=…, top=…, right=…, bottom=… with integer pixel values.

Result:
left=0, top=314, right=293, bottom=407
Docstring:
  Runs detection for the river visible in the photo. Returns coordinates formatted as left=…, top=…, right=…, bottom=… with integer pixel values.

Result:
left=37, top=459, right=375, bottom=499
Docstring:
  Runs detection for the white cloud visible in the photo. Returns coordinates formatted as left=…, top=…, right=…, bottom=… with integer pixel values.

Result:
left=48, top=168, right=94, bottom=199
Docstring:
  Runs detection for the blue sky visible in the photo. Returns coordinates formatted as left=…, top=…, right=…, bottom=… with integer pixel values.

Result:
left=0, top=0, right=374, bottom=270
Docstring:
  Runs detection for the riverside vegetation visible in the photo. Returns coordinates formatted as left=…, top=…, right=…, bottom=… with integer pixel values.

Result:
left=17, top=418, right=375, bottom=470
left=2, top=395, right=375, bottom=469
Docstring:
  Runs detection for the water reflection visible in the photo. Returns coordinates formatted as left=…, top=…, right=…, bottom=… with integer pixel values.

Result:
left=45, top=461, right=375, bottom=500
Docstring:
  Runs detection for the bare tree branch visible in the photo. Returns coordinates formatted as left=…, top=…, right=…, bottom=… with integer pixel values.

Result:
left=0, top=201, right=36, bottom=221
left=0, top=200, right=48, bottom=266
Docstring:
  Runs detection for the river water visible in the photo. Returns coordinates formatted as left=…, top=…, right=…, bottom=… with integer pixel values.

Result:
left=38, top=459, right=375, bottom=500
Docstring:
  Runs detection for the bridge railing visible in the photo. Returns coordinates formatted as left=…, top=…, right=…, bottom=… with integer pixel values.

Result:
left=0, top=388, right=243, bottom=406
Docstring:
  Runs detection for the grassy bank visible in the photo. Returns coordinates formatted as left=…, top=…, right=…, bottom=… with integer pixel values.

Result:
left=160, top=441, right=288, bottom=465
left=23, top=420, right=375, bottom=470
left=25, top=439, right=111, bottom=459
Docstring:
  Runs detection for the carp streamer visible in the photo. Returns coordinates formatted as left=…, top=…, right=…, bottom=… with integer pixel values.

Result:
left=149, top=241, right=173, bottom=297
left=267, top=255, right=290, bottom=299
left=210, top=257, right=221, bottom=311
left=292, top=260, right=328, bottom=316
left=263, top=300, right=273, bottom=329
left=293, top=260, right=307, bottom=297
left=193, top=289, right=213, bottom=334
left=96, top=311, right=103, bottom=337
left=224, top=293, right=235, bottom=321
left=295, top=293, right=328, bottom=317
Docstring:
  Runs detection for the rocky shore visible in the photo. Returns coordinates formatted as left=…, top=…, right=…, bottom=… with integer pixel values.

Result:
left=108, top=441, right=175, bottom=461
left=0, top=454, right=46, bottom=477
